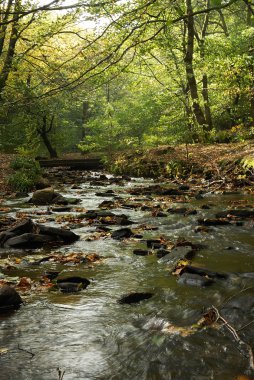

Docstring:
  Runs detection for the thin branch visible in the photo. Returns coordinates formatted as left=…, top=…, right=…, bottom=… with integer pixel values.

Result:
left=237, top=320, right=254, bottom=333
left=210, top=305, right=254, bottom=371
left=172, top=0, right=239, bottom=24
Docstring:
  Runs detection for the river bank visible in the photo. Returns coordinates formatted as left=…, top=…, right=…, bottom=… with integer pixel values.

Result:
left=1, top=142, right=254, bottom=196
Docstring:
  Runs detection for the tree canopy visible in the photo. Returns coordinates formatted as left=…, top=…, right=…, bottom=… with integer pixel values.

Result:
left=0, top=0, right=253, bottom=156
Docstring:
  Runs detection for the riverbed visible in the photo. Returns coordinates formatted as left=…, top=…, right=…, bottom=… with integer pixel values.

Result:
left=0, top=170, right=254, bottom=380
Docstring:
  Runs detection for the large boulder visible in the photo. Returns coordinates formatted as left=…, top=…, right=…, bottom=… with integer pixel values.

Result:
left=4, top=233, right=54, bottom=248
left=38, top=225, right=79, bottom=243
left=0, top=218, right=80, bottom=248
left=30, top=188, right=68, bottom=205
left=0, top=219, right=35, bottom=246
left=0, top=285, right=23, bottom=312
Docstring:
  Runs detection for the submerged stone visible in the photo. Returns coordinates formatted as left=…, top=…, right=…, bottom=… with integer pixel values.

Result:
left=118, top=292, right=153, bottom=304
left=56, top=277, right=90, bottom=292
left=197, top=218, right=231, bottom=226
left=178, top=273, right=214, bottom=287
left=183, top=265, right=228, bottom=279
left=133, top=249, right=150, bottom=256
left=156, top=249, right=170, bottom=258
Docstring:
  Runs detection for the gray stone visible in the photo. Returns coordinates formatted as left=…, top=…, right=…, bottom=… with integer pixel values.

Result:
left=4, top=233, right=54, bottom=248
left=38, top=225, right=79, bottom=243
left=178, top=273, right=214, bottom=287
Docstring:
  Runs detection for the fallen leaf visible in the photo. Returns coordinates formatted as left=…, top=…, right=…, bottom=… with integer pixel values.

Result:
left=17, top=277, right=32, bottom=289
left=0, top=348, right=8, bottom=355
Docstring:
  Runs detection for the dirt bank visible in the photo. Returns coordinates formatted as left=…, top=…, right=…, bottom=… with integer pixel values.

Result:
left=1, top=142, right=254, bottom=194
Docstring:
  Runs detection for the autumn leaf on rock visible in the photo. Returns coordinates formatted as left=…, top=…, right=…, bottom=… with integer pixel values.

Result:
left=17, top=277, right=32, bottom=290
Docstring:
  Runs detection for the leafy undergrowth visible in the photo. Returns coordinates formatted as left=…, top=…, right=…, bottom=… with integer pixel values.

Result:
left=106, top=142, right=254, bottom=186
left=1, top=142, right=254, bottom=194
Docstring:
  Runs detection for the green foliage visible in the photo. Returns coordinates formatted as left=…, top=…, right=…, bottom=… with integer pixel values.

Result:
left=241, top=156, right=254, bottom=174
left=8, top=171, right=37, bottom=193
left=0, top=0, right=254, bottom=155
left=8, top=156, right=42, bottom=192
left=164, top=159, right=193, bottom=179
left=10, top=156, right=41, bottom=172
left=165, top=160, right=183, bottom=178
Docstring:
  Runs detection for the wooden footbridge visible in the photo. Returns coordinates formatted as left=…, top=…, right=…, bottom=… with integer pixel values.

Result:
left=38, top=158, right=103, bottom=170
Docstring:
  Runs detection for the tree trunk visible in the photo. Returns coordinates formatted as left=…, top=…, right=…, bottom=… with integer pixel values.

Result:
left=0, top=0, right=14, bottom=56
left=0, top=0, right=20, bottom=98
left=184, top=0, right=206, bottom=128
left=40, top=132, right=58, bottom=158
left=38, top=115, right=58, bottom=158
left=201, top=71, right=213, bottom=130
left=200, top=0, right=213, bottom=130
left=246, top=2, right=254, bottom=127
left=81, top=101, right=89, bottom=140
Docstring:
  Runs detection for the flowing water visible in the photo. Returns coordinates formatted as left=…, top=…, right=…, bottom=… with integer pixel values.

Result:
left=0, top=172, right=254, bottom=380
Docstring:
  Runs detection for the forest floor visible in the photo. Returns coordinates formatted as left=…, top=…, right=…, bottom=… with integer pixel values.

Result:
left=0, top=153, right=15, bottom=195
left=1, top=142, right=254, bottom=195
left=107, top=142, right=254, bottom=188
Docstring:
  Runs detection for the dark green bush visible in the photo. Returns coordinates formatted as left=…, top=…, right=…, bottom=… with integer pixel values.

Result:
left=8, top=156, right=42, bottom=192
left=10, top=156, right=41, bottom=173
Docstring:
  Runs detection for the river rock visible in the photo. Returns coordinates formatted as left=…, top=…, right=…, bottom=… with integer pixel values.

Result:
left=30, top=188, right=68, bottom=205
left=158, top=246, right=195, bottom=271
left=220, top=295, right=254, bottom=325
left=0, top=217, right=16, bottom=232
left=133, top=249, right=150, bottom=256
left=216, top=209, right=254, bottom=219
left=95, top=190, right=115, bottom=197
left=51, top=206, right=73, bottom=212
left=38, top=225, right=79, bottom=243
left=9, top=218, right=35, bottom=235
left=35, top=177, right=51, bottom=190
left=146, top=239, right=165, bottom=249
left=182, top=265, right=228, bottom=279
left=99, top=200, right=115, bottom=209
left=111, top=228, right=134, bottom=240
left=197, top=218, right=231, bottom=226
left=168, top=207, right=197, bottom=216
left=178, top=273, right=214, bottom=287
left=154, top=211, right=167, bottom=217
left=43, top=270, right=60, bottom=280
left=0, top=219, right=35, bottom=246
left=4, top=233, right=54, bottom=248
left=0, top=219, right=80, bottom=248
left=56, top=282, right=83, bottom=293
left=159, top=246, right=195, bottom=263
left=118, top=292, right=153, bottom=304
left=195, top=225, right=210, bottom=233
left=168, top=207, right=188, bottom=214
left=56, top=276, right=90, bottom=292
left=0, top=285, right=23, bottom=311
left=156, top=249, right=170, bottom=258
left=0, top=231, right=16, bottom=246
left=57, top=276, right=90, bottom=287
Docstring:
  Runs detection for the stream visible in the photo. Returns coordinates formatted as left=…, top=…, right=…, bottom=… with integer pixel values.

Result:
left=0, top=169, right=254, bottom=380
